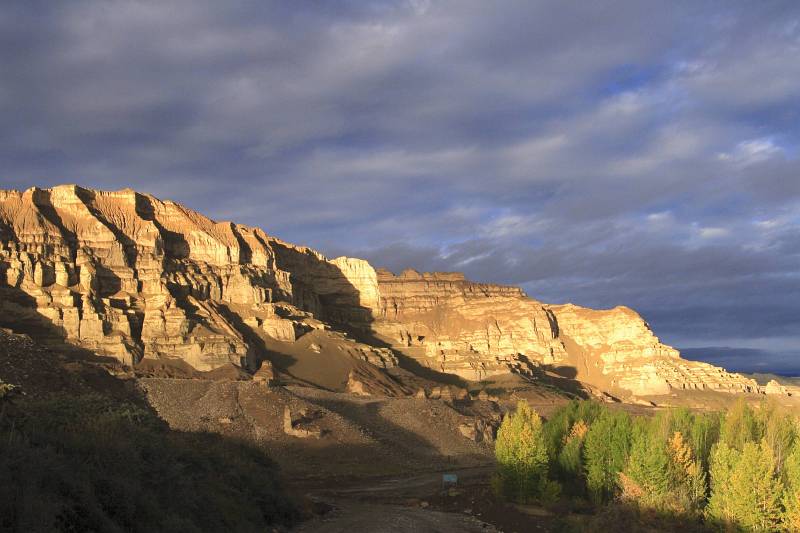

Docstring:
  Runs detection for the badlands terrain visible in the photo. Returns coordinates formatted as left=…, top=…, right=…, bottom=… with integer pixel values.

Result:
left=1, top=184, right=797, bottom=531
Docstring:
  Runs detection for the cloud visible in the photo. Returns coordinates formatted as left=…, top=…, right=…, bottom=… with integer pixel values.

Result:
left=718, top=137, right=782, bottom=166
left=681, top=346, right=800, bottom=376
left=697, top=227, right=729, bottom=239
left=0, top=0, right=799, bottom=364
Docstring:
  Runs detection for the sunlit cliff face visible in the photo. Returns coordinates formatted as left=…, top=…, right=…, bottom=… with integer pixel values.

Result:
left=0, top=185, right=770, bottom=397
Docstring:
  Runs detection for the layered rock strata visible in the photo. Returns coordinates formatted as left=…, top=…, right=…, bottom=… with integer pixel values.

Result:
left=370, top=269, right=759, bottom=395
left=373, top=268, right=566, bottom=380
left=0, top=185, right=392, bottom=373
left=0, top=185, right=767, bottom=397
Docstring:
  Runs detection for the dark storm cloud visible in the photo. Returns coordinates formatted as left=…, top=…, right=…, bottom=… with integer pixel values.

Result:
left=681, top=347, right=800, bottom=377
left=0, top=1, right=798, bottom=369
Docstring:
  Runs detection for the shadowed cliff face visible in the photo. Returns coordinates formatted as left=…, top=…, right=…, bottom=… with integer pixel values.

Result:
left=266, top=237, right=379, bottom=327
left=0, top=185, right=767, bottom=397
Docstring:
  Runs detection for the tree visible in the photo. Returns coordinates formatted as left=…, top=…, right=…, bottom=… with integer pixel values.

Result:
left=622, top=422, right=672, bottom=508
left=689, top=411, right=722, bottom=472
left=542, top=400, right=603, bottom=462
left=621, top=418, right=708, bottom=515
left=706, top=440, right=783, bottom=531
left=760, top=400, right=796, bottom=472
left=668, top=431, right=707, bottom=513
left=720, top=399, right=761, bottom=452
left=584, top=409, right=632, bottom=503
left=493, top=400, right=559, bottom=503
left=781, top=439, right=800, bottom=529
left=557, top=420, right=589, bottom=496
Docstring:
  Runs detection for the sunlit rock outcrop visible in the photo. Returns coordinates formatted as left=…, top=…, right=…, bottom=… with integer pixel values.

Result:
left=372, top=268, right=566, bottom=380
left=0, top=185, right=388, bottom=372
left=0, top=185, right=771, bottom=397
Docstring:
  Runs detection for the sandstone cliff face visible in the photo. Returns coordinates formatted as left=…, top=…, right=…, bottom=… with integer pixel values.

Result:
left=373, top=268, right=566, bottom=380
left=367, top=269, right=757, bottom=394
left=0, top=185, right=392, bottom=374
left=0, top=185, right=763, bottom=397
left=546, top=304, right=757, bottom=395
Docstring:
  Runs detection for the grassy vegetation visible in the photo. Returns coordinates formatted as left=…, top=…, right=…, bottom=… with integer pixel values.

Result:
left=494, top=398, right=800, bottom=532
left=0, top=392, right=298, bottom=532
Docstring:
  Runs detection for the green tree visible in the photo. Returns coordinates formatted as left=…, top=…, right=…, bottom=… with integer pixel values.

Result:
left=584, top=409, right=632, bottom=503
left=542, top=400, right=603, bottom=462
left=720, top=399, right=761, bottom=452
left=706, top=440, right=783, bottom=531
left=556, top=419, right=589, bottom=496
left=690, top=411, right=722, bottom=472
left=622, top=422, right=672, bottom=508
left=668, top=431, right=707, bottom=513
left=493, top=400, right=559, bottom=503
left=760, top=400, right=796, bottom=472
left=782, top=439, right=800, bottom=530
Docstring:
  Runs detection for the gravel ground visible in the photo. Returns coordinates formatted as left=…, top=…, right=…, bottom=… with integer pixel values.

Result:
left=138, top=379, right=498, bottom=478
left=293, top=501, right=498, bottom=533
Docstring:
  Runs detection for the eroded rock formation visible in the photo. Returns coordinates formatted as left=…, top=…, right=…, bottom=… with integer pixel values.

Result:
left=0, top=185, right=391, bottom=375
left=0, top=185, right=767, bottom=398
left=373, top=268, right=566, bottom=380
left=369, top=271, right=759, bottom=395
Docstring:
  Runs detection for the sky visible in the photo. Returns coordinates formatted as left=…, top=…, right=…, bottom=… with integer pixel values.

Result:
left=0, top=1, right=798, bottom=374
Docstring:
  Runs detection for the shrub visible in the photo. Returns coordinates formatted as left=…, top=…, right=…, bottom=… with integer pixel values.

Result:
left=0, top=393, right=299, bottom=532
left=0, top=380, right=17, bottom=400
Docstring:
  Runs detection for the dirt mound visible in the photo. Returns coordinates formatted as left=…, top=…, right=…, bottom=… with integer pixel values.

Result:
left=134, top=358, right=252, bottom=380
left=264, top=329, right=409, bottom=395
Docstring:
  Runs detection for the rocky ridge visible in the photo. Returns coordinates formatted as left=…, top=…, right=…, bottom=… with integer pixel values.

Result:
left=0, top=185, right=764, bottom=398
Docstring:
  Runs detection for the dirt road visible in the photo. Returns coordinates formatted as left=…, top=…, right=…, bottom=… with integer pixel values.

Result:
left=292, top=466, right=500, bottom=532
left=292, top=501, right=497, bottom=533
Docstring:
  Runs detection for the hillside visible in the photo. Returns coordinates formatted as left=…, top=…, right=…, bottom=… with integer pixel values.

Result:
left=0, top=329, right=299, bottom=531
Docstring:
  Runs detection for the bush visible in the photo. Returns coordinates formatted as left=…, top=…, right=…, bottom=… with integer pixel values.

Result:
left=0, top=380, right=17, bottom=400
left=0, top=393, right=299, bottom=532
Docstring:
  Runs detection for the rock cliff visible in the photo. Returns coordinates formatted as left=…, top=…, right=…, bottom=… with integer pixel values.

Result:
left=370, top=269, right=758, bottom=395
left=372, top=268, right=566, bottom=380
left=0, top=185, right=762, bottom=397
left=0, top=185, right=392, bottom=376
